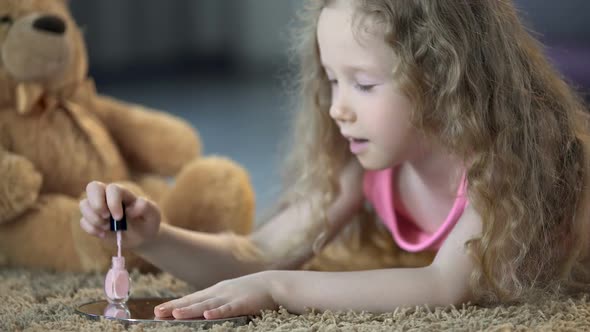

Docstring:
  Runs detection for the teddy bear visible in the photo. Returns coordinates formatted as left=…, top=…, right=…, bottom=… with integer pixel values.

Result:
left=0, top=0, right=254, bottom=273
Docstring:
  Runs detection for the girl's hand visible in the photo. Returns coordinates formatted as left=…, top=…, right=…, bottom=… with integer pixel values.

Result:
left=79, top=181, right=161, bottom=248
left=154, top=271, right=280, bottom=320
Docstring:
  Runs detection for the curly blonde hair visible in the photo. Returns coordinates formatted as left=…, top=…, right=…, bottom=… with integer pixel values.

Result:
left=278, top=0, right=590, bottom=303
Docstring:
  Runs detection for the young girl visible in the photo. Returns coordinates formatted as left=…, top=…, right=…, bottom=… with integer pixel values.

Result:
left=79, top=0, right=590, bottom=320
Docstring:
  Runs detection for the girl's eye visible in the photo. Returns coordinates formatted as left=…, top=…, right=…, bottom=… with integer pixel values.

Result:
left=356, top=84, right=376, bottom=92
left=328, top=79, right=338, bottom=86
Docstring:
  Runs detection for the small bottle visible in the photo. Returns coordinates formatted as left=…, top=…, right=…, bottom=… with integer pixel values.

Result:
left=104, top=208, right=130, bottom=304
left=104, top=256, right=130, bottom=304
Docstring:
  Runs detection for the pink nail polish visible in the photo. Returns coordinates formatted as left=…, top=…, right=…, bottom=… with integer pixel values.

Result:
left=104, top=256, right=130, bottom=304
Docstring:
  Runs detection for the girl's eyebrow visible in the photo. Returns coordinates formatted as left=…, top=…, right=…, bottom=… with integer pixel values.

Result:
left=321, top=62, right=383, bottom=75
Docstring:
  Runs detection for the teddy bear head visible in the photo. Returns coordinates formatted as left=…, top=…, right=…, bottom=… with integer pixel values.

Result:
left=0, top=0, right=87, bottom=93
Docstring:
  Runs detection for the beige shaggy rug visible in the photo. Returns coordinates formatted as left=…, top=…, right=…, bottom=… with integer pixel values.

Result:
left=2, top=267, right=590, bottom=331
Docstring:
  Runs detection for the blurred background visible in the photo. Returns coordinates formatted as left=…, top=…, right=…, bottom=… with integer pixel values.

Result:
left=69, top=0, right=590, bottom=219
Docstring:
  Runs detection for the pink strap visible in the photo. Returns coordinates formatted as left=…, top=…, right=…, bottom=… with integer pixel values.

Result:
left=363, top=169, right=468, bottom=252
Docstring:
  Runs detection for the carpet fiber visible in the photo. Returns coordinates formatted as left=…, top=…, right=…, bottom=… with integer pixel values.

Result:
left=2, top=267, right=590, bottom=331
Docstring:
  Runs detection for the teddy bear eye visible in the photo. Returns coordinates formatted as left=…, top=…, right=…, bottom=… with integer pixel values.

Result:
left=0, top=15, right=13, bottom=25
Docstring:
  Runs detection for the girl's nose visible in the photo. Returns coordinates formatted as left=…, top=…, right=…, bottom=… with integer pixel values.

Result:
left=329, top=104, right=356, bottom=122
left=329, top=97, right=356, bottom=123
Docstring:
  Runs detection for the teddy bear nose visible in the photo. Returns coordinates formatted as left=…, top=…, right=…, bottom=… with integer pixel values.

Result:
left=33, top=15, right=66, bottom=35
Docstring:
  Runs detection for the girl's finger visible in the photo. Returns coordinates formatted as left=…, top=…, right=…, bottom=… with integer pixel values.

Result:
left=86, top=181, right=109, bottom=218
left=129, top=197, right=161, bottom=226
left=172, top=298, right=225, bottom=320
left=80, top=218, right=105, bottom=237
left=122, top=197, right=162, bottom=233
left=79, top=199, right=109, bottom=230
left=204, top=302, right=242, bottom=320
left=105, top=184, right=137, bottom=220
left=125, top=197, right=149, bottom=220
left=155, top=297, right=190, bottom=318
left=155, top=292, right=208, bottom=318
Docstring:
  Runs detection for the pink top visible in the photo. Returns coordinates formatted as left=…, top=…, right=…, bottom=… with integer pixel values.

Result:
left=363, top=169, right=468, bottom=252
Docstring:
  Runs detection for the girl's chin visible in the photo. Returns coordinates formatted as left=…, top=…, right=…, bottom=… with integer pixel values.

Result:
left=356, top=156, right=393, bottom=171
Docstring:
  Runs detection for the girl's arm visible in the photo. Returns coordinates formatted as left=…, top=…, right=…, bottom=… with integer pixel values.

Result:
left=136, top=160, right=365, bottom=290
left=271, top=205, right=483, bottom=313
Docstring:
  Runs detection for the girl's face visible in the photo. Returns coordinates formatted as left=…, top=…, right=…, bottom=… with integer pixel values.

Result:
left=317, top=1, right=427, bottom=170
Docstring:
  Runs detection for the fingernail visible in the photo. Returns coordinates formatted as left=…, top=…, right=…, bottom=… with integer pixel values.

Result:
left=157, top=306, right=167, bottom=312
